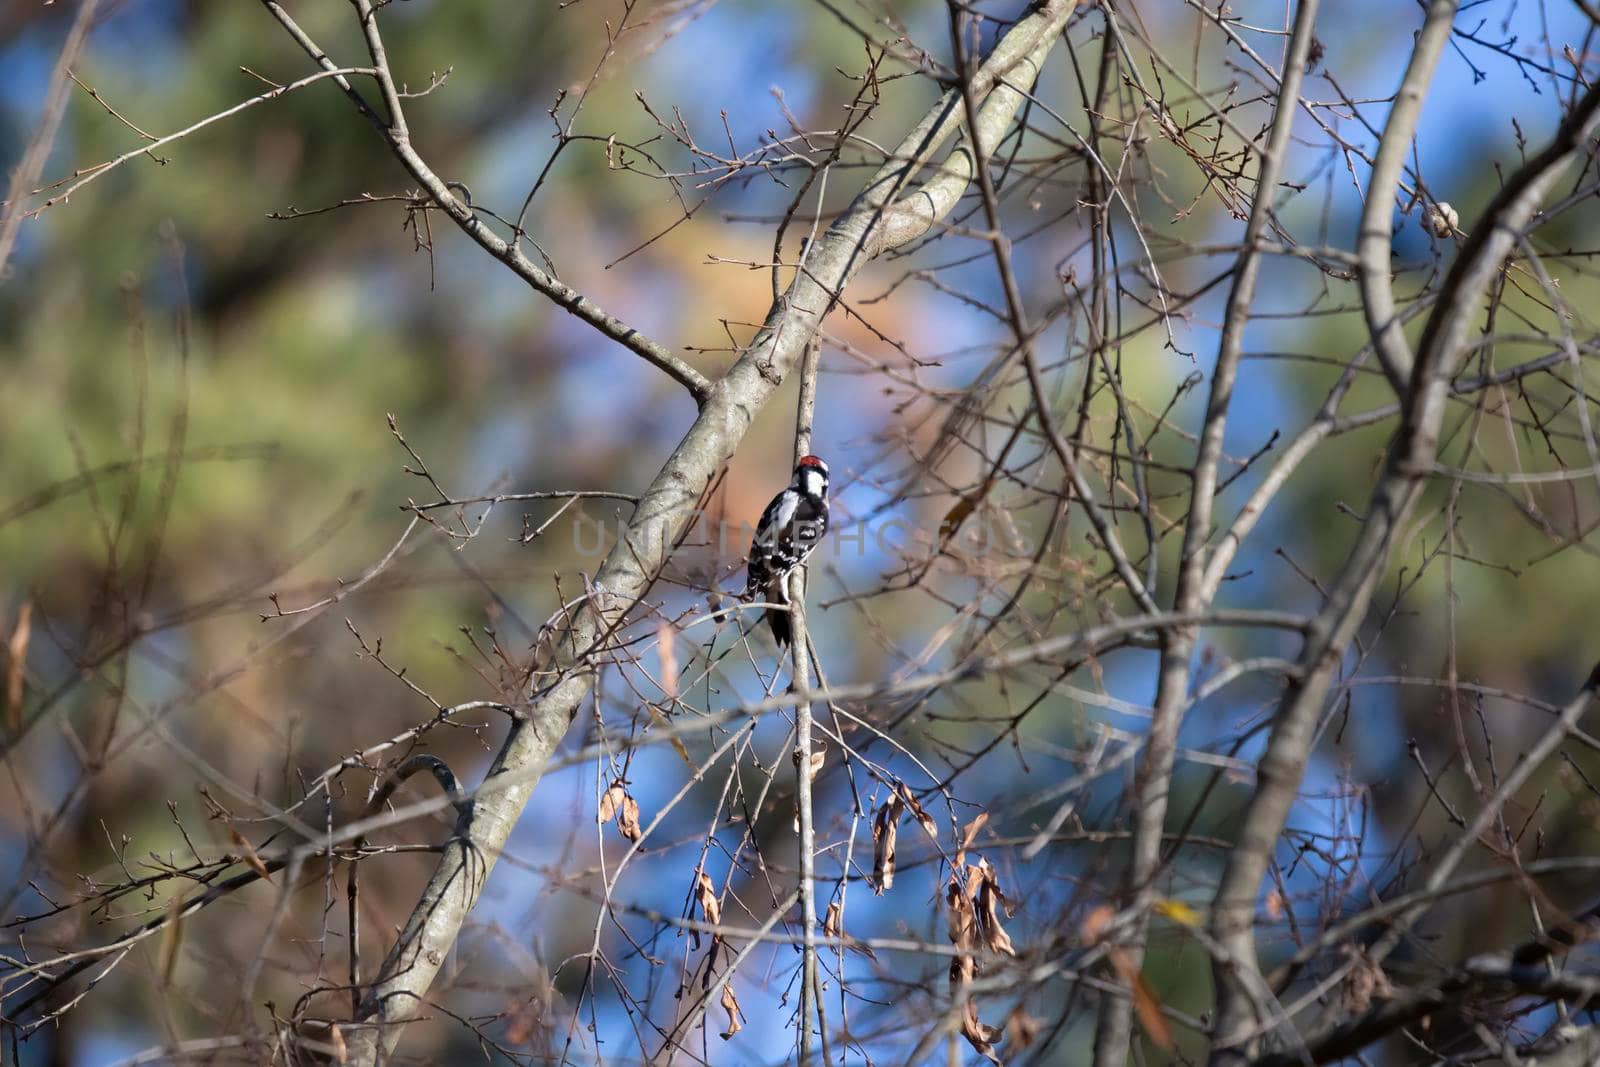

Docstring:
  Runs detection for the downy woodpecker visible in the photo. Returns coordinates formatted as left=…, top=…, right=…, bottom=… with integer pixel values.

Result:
left=745, top=455, right=830, bottom=646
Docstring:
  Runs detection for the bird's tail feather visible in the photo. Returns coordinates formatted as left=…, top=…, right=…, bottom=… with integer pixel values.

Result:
left=766, top=605, right=792, bottom=647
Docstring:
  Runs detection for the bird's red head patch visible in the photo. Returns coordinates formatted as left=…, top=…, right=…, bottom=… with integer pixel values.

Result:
left=797, top=455, right=827, bottom=470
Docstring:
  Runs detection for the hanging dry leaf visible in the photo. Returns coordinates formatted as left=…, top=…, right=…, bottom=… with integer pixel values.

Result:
left=695, top=871, right=722, bottom=926
left=959, top=998, right=1004, bottom=1065
left=947, top=863, right=1002, bottom=1062
left=820, top=899, right=875, bottom=959
left=987, top=861, right=1016, bottom=918
left=1339, top=943, right=1395, bottom=1015
left=1083, top=903, right=1172, bottom=1051
left=228, top=827, right=273, bottom=883
left=1005, top=1004, right=1041, bottom=1050
left=956, top=811, right=989, bottom=867
left=975, top=861, right=1016, bottom=957
left=617, top=793, right=642, bottom=842
left=871, top=799, right=902, bottom=894
left=718, top=982, right=743, bottom=1040
left=947, top=870, right=976, bottom=948
left=5, top=601, right=31, bottom=730
left=694, top=870, right=725, bottom=970
left=1125, top=966, right=1173, bottom=1052
left=948, top=867, right=979, bottom=1015
left=600, top=779, right=645, bottom=841
left=598, top=781, right=625, bottom=824
left=895, top=781, right=938, bottom=839
left=657, top=621, right=679, bottom=700
left=158, top=890, right=186, bottom=986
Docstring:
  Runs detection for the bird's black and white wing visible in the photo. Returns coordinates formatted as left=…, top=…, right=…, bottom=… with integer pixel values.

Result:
left=744, top=467, right=830, bottom=646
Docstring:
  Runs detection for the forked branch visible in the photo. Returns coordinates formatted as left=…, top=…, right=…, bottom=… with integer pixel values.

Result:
left=252, top=2, right=1083, bottom=1061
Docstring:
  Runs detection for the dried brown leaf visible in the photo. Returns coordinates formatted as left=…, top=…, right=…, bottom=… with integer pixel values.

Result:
left=1081, top=903, right=1171, bottom=1047
left=871, top=799, right=902, bottom=894
left=823, top=901, right=841, bottom=940
left=1005, top=1004, right=1041, bottom=1050
left=328, top=1024, right=348, bottom=1064
left=822, top=899, right=876, bottom=959
left=947, top=871, right=975, bottom=948
left=617, top=793, right=642, bottom=842
left=976, top=859, right=1014, bottom=919
left=895, top=781, right=938, bottom=839
left=229, top=827, right=273, bottom=883
left=1124, top=963, right=1173, bottom=1052
left=598, top=782, right=625, bottom=824
left=976, top=861, right=1016, bottom=957
left=1339, top=943, right=1395, bottom=1016
left=718, top=982, right=743, bottom=1040
left=5, top=601, right=31, bottom=730
left=956, top=811, right=989, bottom=867
left=1086, top=906, right=1172, bottom=1053
left=696, top=871, right=722, bottom=926
left=959, top=998, right=1003, bottom=1065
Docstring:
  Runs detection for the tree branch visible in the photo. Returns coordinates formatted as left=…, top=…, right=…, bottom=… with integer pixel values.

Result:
left=256, top=3, right=1084, bottom=1061
left=791, top=335, right=821, bottom=1064
left=1095, top=1, right=1321, bottom=1060
left=259, top=0, right=714, bottom=405
left=1252, top=956, right=1600, bottom=1067
left=0, top=0, right=102, bottom=278
left=1357, top=0, right=1457, bottom=394
left=1208, top=77, right=1600, bottom=1064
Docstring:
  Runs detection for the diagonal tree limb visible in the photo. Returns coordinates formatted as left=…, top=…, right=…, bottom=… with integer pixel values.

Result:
left=0, top=0, right=103, bottom=280
left=260, top=0, right=713, bottom=405
left=252, top=2, right=1083, bottom=1061
left=1357, top=0, right=1457, bottom=394
left=29, top=67, right=380, bottom=214
left=1207, top=78, right=1600, bottom=1065
left=1092, top=2, right=1322, bottom=1061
